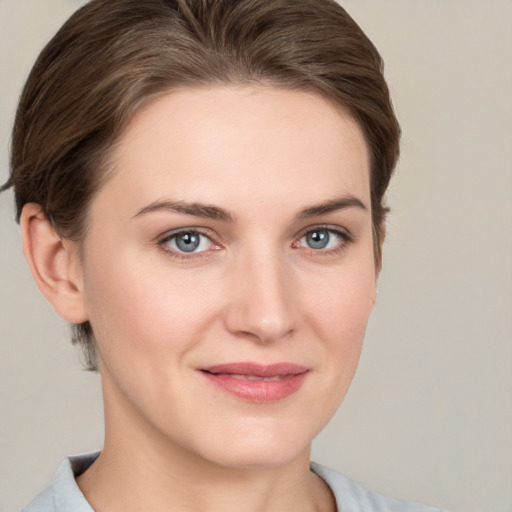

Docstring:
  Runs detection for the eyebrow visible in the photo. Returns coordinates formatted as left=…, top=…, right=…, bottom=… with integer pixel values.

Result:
left=134, top=200, right=236, bottom=222
left=296, top=195, right=368, bottom=218
left=133, top=194, right=367, bottom=222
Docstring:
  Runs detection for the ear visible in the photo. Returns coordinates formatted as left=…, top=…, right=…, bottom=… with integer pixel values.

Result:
left=20, top=203, right=89, bottom=324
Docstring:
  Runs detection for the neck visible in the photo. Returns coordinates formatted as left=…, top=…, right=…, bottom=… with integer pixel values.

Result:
left=78, top=447, right=330, bottom=512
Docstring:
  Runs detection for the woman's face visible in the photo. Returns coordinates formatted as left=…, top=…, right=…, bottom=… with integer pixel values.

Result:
left=78, top=86, right=377, bottom=468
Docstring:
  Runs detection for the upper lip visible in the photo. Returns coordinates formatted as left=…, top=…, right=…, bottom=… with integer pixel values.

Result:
left=199, top=362, right=309, bottom=377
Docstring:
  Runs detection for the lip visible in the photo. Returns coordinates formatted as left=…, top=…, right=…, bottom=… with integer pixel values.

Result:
left=198, top=362, right=309, bottom=403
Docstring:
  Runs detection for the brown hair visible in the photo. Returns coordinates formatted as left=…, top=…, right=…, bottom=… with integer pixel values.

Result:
left=1, top=0, right=400, bottom=371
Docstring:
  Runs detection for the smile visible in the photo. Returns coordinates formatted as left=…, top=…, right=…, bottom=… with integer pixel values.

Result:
left=223, top=374, right=287, bottom=381
left=199, top=362, right=309, bottom=402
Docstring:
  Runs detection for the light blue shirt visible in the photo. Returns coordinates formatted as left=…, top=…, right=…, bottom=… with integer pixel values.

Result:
left=21, top=452, right=446, bottom=512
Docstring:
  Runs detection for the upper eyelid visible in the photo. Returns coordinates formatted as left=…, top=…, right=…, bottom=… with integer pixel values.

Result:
left=294, top=224, right=354, bottom=241
left=156, top=224, right=354, bottom=247
left=158, top=229, right=219, bottom=259
left=157, top=229, right=219, bottom=257
left=158, top=226, right=216, bottom=242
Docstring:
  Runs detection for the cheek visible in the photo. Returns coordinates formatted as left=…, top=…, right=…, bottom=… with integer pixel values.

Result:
left=305, top=260, right=376, bottom=339
left=82, top=251, right=223, bottom=367
left=280, top=259, right=376, bottom=441
left=303, top=257, right=376, bottom=384
left=81, top=253, right=229, bottom=427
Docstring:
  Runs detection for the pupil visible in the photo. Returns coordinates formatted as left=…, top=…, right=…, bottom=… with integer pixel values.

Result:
left=307, top=230, right=329, bottom=249
left=176, top=232, right=200, bottom=252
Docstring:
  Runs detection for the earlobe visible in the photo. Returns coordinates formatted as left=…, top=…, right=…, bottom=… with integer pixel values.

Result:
left=20, top=203, right=89, bottom=324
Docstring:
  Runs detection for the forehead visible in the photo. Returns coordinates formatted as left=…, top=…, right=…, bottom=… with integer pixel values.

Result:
left=95, top=86, right=370, bottom=217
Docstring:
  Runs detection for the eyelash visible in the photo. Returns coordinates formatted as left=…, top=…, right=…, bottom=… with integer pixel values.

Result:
left=293, top=225, right=355, bottom=257
left=158, top=228, right=220, bottom=261
left=158, top=225, right=355, bottom=260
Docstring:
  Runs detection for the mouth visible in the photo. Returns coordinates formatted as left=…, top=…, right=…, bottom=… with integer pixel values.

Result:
left=198, top=362, right=309, bottom=402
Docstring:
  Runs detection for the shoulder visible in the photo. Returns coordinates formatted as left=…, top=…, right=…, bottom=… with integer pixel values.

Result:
left=21, top=452, right=99, bottom=512
left=311, top=462, right=447, bottom=512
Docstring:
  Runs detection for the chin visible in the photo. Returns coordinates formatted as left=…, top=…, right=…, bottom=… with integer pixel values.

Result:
left=207, top=443, right=310, bottom=471
left=191, top=417, right=318, bottom=470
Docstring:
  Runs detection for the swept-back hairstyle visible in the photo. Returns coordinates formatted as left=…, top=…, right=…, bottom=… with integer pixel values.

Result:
left=2, top=0, right=400, bottom=370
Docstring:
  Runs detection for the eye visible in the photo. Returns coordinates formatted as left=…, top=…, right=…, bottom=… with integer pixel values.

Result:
left=162, top=230, right=215, bottom=254
left=294, top=227, right=352, bottom=252
left=303, top=229, right=335, bottom=250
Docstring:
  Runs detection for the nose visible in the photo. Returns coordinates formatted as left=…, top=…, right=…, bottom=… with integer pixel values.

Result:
left=223, top=249, right=296, bottom=344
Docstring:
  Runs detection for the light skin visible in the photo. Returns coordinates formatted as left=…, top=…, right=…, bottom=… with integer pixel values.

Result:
left=21, top=86, right=379, bottom=512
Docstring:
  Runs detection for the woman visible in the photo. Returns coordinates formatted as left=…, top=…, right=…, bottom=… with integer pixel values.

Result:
left=2, top=0, right=444, bottom=511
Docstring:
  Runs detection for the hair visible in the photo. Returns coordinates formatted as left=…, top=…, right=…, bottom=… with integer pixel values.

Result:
left=1, top=0, right=400, bottom=371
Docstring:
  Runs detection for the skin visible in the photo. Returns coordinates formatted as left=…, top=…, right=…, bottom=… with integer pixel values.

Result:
left=22, top=86, right=379, bottom=512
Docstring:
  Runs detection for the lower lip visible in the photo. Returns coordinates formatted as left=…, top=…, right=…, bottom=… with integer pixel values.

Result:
left=200, top=371, right=309, bottom=403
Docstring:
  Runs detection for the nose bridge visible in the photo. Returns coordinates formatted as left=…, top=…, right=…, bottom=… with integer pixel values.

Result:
left=224, top=243, right=296, bottom=343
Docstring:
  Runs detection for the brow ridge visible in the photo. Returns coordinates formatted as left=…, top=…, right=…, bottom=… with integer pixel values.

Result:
left=134, top=200, right=235, bottom=222
left=297, top=195, right=368, bottom=219
left=134, top=194, right=367, bottom=223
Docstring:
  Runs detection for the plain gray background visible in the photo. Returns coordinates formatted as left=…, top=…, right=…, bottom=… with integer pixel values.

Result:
left=1, top=1, right=511, bottom=511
